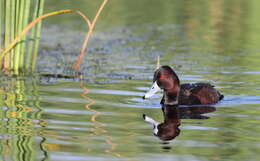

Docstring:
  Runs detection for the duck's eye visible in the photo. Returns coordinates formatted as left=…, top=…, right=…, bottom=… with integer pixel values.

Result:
left=152, top=87, right=154, bottom=89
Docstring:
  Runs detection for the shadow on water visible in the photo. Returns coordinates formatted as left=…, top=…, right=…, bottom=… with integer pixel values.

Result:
left=143, top=105, right=216, bottom=150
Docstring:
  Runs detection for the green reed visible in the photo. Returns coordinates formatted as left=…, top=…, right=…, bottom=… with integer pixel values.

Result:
left=0, top=1, right=2, bottom=48
left=0, top=0, right=45, bottom=74
left=26, top=0, right=44, bottom=73
left=1, top=0, right=108, bottom=75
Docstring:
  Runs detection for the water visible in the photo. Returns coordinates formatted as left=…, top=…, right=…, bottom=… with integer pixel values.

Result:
left=1, top=0, right=260, bottom=160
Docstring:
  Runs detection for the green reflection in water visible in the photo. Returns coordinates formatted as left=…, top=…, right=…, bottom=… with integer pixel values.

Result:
left=0, top=77, right=48, bottom=161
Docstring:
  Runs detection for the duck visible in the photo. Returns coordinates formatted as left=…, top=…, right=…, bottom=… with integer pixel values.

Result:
left=143, top=65, right=223, bottom=105
left=143, top=104, right=216, bottom=141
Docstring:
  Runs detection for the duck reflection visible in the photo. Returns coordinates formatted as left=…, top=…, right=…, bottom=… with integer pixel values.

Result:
left=143, top=105, right=216, bottom=141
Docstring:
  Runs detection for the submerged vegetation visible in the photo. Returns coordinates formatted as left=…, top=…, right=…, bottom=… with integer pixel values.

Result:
left=0, top=0, right=108, bottom=75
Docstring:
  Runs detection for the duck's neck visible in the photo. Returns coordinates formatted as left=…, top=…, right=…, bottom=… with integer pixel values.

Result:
left=164, top=86, right=180, bottom=105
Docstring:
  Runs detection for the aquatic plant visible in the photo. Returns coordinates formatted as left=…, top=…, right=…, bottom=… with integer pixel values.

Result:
left=0, top=0, right=108, bottom=75
left=0, top=0, right=45, bottom=74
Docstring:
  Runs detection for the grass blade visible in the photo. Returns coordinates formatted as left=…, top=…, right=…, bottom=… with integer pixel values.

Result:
left=4, top=0, right=11, bottom=70
left=31, top=0, right=45, bottom=72
left=26, top=0, right=40, bottom=72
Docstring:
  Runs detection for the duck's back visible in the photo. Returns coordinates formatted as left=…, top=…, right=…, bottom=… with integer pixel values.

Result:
left=178, top=83, right=223, bottom=105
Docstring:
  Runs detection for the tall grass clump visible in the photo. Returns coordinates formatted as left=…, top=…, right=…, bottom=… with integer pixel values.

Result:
left=0, top=0, right=45, bottom=74
left=0, top=0, right=108, bottom=75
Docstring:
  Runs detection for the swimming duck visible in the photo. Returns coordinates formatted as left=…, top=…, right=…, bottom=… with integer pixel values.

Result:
left=143, top=66, right=223, bottom=105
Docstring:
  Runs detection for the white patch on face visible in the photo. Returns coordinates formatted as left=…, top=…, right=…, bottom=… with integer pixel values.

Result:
left=144, top=81, right=161, bottom=99
left=143, top=115, right=159, bottom=135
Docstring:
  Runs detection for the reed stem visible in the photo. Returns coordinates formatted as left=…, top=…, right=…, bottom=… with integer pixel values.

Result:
left=22, top=0, right=31, bottom=72
left=0, top=0, right=2, bottom=49
left=18, top=0, right=27, bottom=73
left=13, top=0, right=20, bottom=74
left=31, top=0, right=45, bottom=73
left=4, top=0, right=11, bottom=71
left=0, top=0, right=4, bottom=68
left=26, top=0, right=39, bottom=72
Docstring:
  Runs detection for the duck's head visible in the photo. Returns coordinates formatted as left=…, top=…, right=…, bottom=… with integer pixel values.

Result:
left=143, top=66, right=180, bottom=100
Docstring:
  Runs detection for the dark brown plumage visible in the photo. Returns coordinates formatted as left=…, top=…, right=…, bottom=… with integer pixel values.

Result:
left=179, top=83, right=223, bottom=105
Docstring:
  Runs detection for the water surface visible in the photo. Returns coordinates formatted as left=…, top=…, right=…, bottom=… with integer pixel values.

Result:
left=1, top=0, right=260, bottom=161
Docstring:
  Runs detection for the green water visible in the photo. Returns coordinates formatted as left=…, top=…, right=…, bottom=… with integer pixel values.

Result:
left=1, top=0, right=260, bottom=161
